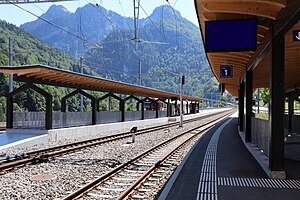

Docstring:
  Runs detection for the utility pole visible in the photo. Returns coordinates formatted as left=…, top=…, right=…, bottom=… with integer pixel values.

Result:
left=9, top=38, right=13, bottom=92
left=179, top=75, right=185, bottom=127
left=133, top=0, right=140, bottom=50
left=80, top=56, right=84, bottom=112
left=138, top=59, right=142, bottom=85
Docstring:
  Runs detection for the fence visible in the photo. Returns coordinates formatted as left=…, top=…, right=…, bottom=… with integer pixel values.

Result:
left=125, top=111, right=141, bottom=121
left=97, top=111, right=122, bottom=124
left=12, top=110, right=167, bottom=129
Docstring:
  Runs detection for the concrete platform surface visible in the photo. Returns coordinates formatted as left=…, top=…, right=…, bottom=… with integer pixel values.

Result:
left=159, top=116, right=300, bottom=200
left=0, top=131, right=46, bottom=150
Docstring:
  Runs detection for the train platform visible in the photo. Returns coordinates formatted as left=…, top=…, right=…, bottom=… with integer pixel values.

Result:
left=0, top=131, right=46, bottom=150
left=158, top=114, right=300, bottom=200
left=0, top=108, right=229, bottom=151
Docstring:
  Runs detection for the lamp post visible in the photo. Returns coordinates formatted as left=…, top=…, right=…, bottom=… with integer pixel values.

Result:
left=179, top=75, right=185, bottom=127
left=80, top=56, right=84, bottom=112
left=9, top=38, right=13, bottom=92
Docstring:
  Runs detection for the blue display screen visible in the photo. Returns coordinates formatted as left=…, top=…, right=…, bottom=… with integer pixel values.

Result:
left=205, top=19, right=257, bottom=52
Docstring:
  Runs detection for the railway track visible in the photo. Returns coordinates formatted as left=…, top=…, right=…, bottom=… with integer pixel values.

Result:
left=0, top=109, right=235, bottom=174
left=62, top=109, right=235, bottom=199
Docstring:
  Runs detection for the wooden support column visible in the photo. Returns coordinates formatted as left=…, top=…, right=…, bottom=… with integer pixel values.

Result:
left=175, top=99, right=178, bottom=115
left=6, top=83, right=29, bottom=129
left=30, top=84, right=53, bottom=130
left=288, top=96, right=294, bottom=133
left=246, top=69, right=253, bottom=143
left=141, top=101, right=145, bottom=120
left=167, top=99, right=170, bottom=117
left=45, top=94, right=53, bottom=130
left=186, top=101, right=189, bottom=114
left=119, top=100, right=125, bottom=122
left=269, top=24, right=285, bottom=172
left=91, top=99, right=97, bottom=125
left=6, top=95, right=13, bottom=129
left=239, top=81, right=245, bottom=132
left=155, top=101, right=159, bottom=118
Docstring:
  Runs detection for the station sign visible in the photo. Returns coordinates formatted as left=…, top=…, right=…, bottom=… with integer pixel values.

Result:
left=220, top=65, right=232, bottom=78
left=293, top=30, right=300, bottom=42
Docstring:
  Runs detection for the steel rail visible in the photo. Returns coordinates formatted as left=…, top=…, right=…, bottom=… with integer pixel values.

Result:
left=117, top=110, right=234, bottom=200
left=62, top=109, right=235, bottom=200
left=0, top=109, right=235, bottom=173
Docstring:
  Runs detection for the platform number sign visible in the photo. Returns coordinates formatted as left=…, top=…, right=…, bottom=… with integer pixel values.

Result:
left=293, top=30, right=300, bottom=42
left=220, top=65, right=232, bottom=78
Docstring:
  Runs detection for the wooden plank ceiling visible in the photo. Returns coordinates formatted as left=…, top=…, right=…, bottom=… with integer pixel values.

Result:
left=0, top=64, right=202, bottom=101
left=195, top=0, right=300, bottom=96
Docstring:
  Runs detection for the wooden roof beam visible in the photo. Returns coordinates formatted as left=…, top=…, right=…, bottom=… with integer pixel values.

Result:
left=201, top=0, right=287, bottom=8
left=202, top=1, right=283, bottom=20
left=246, top=0, right=300, bottom=73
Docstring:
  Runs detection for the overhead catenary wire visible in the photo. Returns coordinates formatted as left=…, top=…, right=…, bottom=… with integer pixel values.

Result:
left=117, top=0, right=132, bottom=31
left=9, top=2, right=88, bottom=42
left=137, top=0, right=166, bottom=41
left=85, top=1, right=124, bottom=60
left=165, top=0, right=179, bottom=47
left=79, top=7, right=87, bottom=41
left=160, top=2, right=166, bottom=39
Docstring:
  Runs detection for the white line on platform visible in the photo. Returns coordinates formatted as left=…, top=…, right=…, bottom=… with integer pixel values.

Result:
left=196, top=118, right=233, bottom=200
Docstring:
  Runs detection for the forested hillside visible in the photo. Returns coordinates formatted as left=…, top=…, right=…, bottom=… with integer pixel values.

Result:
left=0, top=20, right=101, bottom=122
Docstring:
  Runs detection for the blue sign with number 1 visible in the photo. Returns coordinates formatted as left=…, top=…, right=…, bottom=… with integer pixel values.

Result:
left=220, top=65, right=232, bottom=78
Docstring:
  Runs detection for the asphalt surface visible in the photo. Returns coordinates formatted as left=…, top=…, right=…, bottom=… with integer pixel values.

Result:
left=160, top=117, right=300, bottom=200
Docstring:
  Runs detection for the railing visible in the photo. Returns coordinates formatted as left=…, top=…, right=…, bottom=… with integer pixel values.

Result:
left=144, top=111, right=156, bottom=119
left=12, top=111, right=167, bottom=129
left=97, top=111, right=122, bottom=124
left=125, top=111, right=141, bottom=121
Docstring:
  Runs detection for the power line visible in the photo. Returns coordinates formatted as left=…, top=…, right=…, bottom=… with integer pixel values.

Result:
left=9, top=2, right=88, bottom=42
left=165, top=0, right=179, bottom=47
left=117, top=0, right=131, bottom=30
left=137, top=0, right=166, bottom=41
left=173, top=0, right=178, bottom=7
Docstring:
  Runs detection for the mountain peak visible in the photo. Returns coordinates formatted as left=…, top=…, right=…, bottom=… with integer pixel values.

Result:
left=41, top=5, right=71, bottom=18
left=151, top=5, right=181, bottom=19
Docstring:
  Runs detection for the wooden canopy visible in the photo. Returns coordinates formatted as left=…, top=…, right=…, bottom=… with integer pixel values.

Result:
left=0, top=64, right=202, bottom=101
left=195, top=0, right=300, bottom=96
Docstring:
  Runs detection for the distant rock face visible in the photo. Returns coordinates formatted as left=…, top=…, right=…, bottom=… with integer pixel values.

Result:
left=20, top=4, right=131, bottom=57
left=20, top=4, right=212, bottom=97
left=20, top=4, right=199, bottom=57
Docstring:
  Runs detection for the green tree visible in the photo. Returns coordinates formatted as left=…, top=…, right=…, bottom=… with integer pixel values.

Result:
left=261, top=88, right=270, bottom=106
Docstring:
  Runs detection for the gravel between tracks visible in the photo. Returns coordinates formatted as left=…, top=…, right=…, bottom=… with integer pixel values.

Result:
left=0, top=116, right=214, bottom=199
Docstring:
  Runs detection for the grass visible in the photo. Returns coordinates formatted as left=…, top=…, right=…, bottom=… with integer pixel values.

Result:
left=255, top=113, right=269, bottom=120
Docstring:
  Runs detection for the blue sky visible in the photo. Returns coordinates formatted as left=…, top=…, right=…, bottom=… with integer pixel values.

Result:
left=0, top=0, right=199, bottom=26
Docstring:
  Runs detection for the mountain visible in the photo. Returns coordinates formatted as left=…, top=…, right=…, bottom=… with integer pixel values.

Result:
left=82, top=5, right=214, bottom=95
left=20, top=4, right=221, bottom=98
left=21, top=4, right=132, bottom=57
